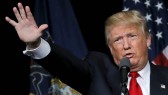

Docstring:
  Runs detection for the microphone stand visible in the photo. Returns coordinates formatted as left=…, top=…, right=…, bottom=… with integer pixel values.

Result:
left=121, top=82, right=129, bottom=95
left=119, top=57, right=130, bottom=95
left=120, top=69, right=130, bottom=95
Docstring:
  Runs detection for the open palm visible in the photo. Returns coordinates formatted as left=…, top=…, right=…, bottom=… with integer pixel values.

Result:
left=5, top=2, right=48, bottom=43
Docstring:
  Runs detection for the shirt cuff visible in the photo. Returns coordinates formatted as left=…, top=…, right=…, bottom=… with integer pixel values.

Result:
left=23, top=38, right=51, bottom=59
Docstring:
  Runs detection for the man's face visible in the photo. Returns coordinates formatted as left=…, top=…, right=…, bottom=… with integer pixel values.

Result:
left=108, top=24, right=151, bottom=71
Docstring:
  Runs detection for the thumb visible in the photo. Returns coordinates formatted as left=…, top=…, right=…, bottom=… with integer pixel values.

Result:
left=38, top=24, right=48, bottom=33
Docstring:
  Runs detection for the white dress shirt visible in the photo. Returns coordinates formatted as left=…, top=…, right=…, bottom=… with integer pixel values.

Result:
left=23, top=38, right=51, bottom=59
left=127, top=62, right=151, bottom=95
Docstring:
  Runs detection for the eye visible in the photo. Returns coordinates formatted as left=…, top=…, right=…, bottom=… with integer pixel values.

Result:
left=114, top=37, right=123, bottom=43
left=128, top=34, right=137, bottom=39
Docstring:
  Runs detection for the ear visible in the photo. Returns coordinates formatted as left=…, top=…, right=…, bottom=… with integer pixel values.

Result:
left=108, top=44, right=113, bottom=54
left=108, top=44, right=113, bottom=55
left=146, top=34, right=151, bottom=48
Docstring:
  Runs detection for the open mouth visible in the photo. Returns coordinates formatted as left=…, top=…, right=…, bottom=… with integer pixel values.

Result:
left=124, top=53, right=133, bottom=58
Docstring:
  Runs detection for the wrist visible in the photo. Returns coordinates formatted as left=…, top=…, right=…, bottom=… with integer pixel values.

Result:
left=26, top=38, right=41, bottom=49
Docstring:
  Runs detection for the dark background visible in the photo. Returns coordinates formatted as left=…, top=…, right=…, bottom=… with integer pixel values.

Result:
left=0, top=0, right=167, bottom=95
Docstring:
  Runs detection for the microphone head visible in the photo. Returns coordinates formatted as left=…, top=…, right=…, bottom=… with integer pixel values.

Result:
left=119, top=57, right=131, bottom=84
left=119, top=57, right=131, bottom=70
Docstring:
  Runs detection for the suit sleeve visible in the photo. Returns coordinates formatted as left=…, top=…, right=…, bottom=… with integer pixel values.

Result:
left=33, top=40, right=91, bottom=94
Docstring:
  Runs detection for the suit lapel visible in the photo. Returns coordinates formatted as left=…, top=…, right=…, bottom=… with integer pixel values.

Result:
left=150, top=63, right=167, bottom=95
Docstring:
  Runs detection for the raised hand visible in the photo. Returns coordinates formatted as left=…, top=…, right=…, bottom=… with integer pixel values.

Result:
left=5, top=2, right=48, bottom=48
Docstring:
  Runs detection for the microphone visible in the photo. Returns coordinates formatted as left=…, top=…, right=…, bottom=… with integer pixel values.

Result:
left=119, top=57, right=131, bottom=95
left=119, top=57, right=131, bottom=84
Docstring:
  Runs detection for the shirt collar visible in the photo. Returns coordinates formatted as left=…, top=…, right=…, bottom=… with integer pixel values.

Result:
left=138, top=61, right=150, bottom=80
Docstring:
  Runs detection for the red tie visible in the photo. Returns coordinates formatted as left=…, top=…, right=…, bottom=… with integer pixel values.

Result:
left=129, top=72, right=143, bottom=95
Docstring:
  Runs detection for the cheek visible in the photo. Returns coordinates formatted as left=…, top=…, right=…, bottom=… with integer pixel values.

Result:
left=109, top=45, right=123, bottom=61
left=110, top=45, right=122, bottom=55
left=133, top=41, right=147, bottom=55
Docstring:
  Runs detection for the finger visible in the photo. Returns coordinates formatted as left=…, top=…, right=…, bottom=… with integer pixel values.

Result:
left=13, top=7, right=22, bottom=22
left=18, top=2, right=27, bottom=19
left=25, top=6, right=35, bottom=22
left=38, top=24, right=48, bottom=33
left=5, top=16, right=17, bottom=26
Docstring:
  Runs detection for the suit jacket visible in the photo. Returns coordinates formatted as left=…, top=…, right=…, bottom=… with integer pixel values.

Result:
left=35, top=42, right=168, bottom=95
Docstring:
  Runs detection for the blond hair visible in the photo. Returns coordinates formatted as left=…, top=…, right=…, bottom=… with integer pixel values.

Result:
left=105, top=10, right=150, bottom=44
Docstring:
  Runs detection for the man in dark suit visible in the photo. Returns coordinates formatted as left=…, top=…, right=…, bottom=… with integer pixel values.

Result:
left=5, top=2, right=168, bottom=95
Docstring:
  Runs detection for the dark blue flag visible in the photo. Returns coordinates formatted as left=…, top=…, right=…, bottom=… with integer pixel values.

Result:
left=123, top=0, right=168, bottom=67
left=30, top=0, right=88, bottom=95
left=34, top=0, right=88, bottom=59
left=30, top=63, right=52, bottom=95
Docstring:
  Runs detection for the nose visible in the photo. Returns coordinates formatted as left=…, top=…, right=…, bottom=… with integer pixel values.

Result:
left=123, top=37, right=130, bottom=50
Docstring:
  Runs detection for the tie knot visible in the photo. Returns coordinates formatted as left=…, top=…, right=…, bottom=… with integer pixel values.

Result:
left=129, top=72, right=139, bottom=78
